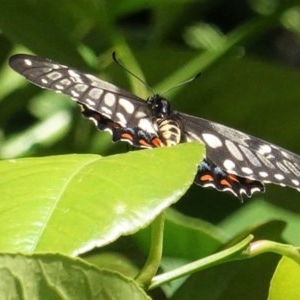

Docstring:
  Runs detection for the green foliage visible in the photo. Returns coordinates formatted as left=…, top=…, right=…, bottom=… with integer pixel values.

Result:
left=269, top=257, right=300, bottom=300
left=0, top=144, right=203, bottom=254
left=0, top=0, right=300, bottom=299
left=0, top=253, right=151, bottom=300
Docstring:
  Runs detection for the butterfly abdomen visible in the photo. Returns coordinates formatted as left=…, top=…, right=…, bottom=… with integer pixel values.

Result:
left=156, top=118, right=181, bottom=147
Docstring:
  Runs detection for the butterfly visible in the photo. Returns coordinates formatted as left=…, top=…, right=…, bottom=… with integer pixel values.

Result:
left=9, top=54, right=300, bottom=199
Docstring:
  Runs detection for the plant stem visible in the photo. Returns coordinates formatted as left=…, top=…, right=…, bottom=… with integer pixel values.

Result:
left=135, top=212, right=165, bottom=289
left=149, top=234, right=253, bottom=290
left=248, top=240, right=300, bottom=264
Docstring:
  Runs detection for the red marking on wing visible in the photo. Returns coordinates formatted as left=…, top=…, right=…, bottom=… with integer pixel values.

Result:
left=200, top=174, right=214, bottom=182
left=228, top=174, right=240, bottom=182
left=121, top=133, right=133, bottom=140
left=152, top=137, right=164, bottom=147
left=139, top=139, right=152, bottom=147
left=220, top=179, right=232, bottom=188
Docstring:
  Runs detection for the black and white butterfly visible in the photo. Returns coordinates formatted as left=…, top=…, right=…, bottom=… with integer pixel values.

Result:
left=9, top=54, right=300, bottom=199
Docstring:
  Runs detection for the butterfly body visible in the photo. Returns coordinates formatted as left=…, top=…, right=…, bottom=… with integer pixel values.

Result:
left=9, top=54, right=300, bottom=199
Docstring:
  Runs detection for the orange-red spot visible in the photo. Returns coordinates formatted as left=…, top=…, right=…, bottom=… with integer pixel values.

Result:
left=152, top=137, right=164, bottom=147
left=121, top=133, right=133, bottom=140
left=139, top=140, right=151, bottom=147
left=200, top=174, right=214, bottom=182
left=220, top=179, right=232, bottom=188
left=228, top=174, right=239, bottom=182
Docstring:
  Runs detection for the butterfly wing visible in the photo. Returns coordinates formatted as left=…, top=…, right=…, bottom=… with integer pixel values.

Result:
left=9, top=54, right=162, bottom=148
left=179, top=112, right=300, bottom=192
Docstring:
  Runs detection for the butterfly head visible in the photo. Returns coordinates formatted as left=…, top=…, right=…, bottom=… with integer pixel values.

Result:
left=148, top=94, right=172, bottom=119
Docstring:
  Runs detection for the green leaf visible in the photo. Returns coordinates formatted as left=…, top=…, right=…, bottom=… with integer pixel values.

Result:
left=219, top=199, right=300, bottom=244
left=269, top=257, right=300, bottom=300
left=85, top=251, right=139, bottom=278
left=0, top=143, right=204, bottom=255
left=0, top=253, right=150, bottom=300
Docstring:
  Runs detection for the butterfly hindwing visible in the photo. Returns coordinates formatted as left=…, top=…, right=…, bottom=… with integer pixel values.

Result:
left=195, top=159, right=265, bottom=199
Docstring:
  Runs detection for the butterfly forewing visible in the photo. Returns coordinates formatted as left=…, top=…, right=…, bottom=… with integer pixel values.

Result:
left=9, top=54, right=156, bottom=133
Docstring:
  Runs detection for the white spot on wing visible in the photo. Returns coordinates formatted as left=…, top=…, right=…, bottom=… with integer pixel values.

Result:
left=135, top=111, right=147, bottom=119
left=274, top=174, right=284, bottom=180
left=119, top=98, right=134, bottom=114
left=292, top=179, right=300, bottom=186
left=259, top=171, right=268, bottom=177
left=281, top=151, right=290, bottom=159
left=52, top=64, right=61, bottom=69
left=24, top=59, right=32, bottom=66
left=75, top=84, right=88, bottom=92
left=241, top=167, right=253, bottom=175
left=86, top=99, right=96, bottom=106
left=116, top=112, right=126, bottom=125
left=47, top=71, right=62, bottom=80
left=60, top=78, right=71, bottom=86
left=223, top=159, right=235, bottom=170
left=202, top=133, right=222, bottom=148
left=71, top=90, right=79, bottom=97
left=88, top=88, right=103, bottom=100
left=103, top=92, right=116, bottom=107
left=225, top=140, right=243, bottom=160
left=258, top=144, right=272, bottom=154
left=138, top=119, right=156, bottom=134
left=68, top=69, right=80, bottom=77
left=102, top=106, right=112, bottom=116
left=55, top=84, right=64, bottom=90
left=86, top=74, right=102, bottom=85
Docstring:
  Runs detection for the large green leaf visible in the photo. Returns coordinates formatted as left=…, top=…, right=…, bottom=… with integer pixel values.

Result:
left=0, top=253, right=151, bottom=300
left=268, top=257, right=300, bottom=300
left=0, top=143, right=204, bottom=255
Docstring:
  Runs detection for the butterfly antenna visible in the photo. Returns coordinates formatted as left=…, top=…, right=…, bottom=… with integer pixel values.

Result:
left=161, top=72, right=201, bottom=96
left=112, top=52, right=155, bottom=95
